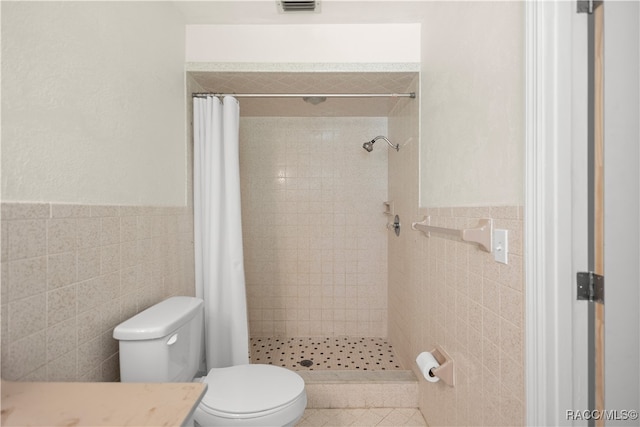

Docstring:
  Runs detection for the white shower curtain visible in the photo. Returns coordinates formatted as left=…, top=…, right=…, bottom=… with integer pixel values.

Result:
left=193, top=95, right=249, bottom=369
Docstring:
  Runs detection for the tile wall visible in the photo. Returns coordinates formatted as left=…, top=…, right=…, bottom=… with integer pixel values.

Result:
left=239, top=117, right=389, bottom=338
left=419, top=208, right=524, bottom=427
left=0, top=203, right=194, bottom=381
left=388, top=77, right=525, bottom=425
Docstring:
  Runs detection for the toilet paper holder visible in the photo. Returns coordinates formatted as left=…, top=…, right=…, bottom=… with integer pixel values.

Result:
left=428, top=346, right=455, bottom=387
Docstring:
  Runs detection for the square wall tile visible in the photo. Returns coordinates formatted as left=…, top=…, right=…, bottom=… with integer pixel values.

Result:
left=0, top=202, right=195, bottom=382
left=241, top=117, right=389, bottom=339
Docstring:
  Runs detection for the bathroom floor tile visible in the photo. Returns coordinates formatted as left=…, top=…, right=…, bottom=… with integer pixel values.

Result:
left=249, top=337, right=402, bottom=371
left=297, top=408, right=427, bottom=426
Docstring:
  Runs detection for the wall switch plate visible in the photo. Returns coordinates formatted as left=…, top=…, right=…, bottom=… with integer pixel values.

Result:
left=493, top=229, right=509, bottom=264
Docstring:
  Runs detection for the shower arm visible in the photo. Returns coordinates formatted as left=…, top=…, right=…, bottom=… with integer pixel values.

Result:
left=372, top=136, right=400, bottom=152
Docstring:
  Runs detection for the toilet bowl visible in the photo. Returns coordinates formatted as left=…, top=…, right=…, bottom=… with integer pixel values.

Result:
left=113, top=296, right=307, bottom=427
left=194, top=364, right=306, bottom=426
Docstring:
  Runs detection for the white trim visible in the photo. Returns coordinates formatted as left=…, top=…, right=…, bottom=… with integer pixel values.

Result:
left=524, top=2, right=544, bottom=421
left=525, top=1, right=577, bottom=425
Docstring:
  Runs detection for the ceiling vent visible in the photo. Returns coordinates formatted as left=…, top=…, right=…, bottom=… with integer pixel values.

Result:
left=277, top=0, right=320, bottom=13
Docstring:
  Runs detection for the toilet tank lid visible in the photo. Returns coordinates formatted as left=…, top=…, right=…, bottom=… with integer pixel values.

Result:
left=113, top=296, right=203, bottom=340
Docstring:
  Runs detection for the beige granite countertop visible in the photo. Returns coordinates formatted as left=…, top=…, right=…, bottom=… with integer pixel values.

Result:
left=1, top=380, right=207, bottom=426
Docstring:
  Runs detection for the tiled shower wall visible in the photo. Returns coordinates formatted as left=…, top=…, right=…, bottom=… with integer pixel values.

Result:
left=388, top=78, right=525, bottom=425
left=240, top=117, right=388, bottom=338
left=0, top=203, right=194, bottom=381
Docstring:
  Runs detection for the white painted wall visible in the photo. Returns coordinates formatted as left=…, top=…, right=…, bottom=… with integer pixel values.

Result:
left=186, top=24, right=420, bottom=63
left=2, top=2, right=187, bottom=205
left=1, top=1, right=522, bottom=208
left=185, top=6, right=524, bottom=208
left=419, top=1, right=524, bottom=207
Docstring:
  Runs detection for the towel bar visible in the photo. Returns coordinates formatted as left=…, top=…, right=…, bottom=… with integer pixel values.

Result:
left=411, top=216, right=493, bottom=252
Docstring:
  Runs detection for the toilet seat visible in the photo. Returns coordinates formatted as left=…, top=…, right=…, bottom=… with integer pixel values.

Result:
left=198, top=364, right=306, bottom=419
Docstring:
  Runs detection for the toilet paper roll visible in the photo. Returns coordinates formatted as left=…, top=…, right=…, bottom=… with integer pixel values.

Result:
left=416, top=352, right=440, bottom=383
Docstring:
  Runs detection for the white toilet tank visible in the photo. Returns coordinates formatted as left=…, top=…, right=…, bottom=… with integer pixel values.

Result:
left=114, top=296, right=204, bottom=383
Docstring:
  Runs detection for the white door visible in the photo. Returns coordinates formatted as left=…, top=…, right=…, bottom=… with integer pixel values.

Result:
left=526, top=1, right=640, bottom=425
left=571, top=1, right=639, bottom=425
left=602, top=2, right=640, bottom=425
left=572, top=2, right=640, bottom=425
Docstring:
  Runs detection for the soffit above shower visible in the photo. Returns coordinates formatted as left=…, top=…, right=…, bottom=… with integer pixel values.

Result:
left=188, top=71, right=418, bottom=117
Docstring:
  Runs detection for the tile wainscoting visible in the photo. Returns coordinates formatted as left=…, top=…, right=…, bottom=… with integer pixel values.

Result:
left=1, top=202, right=194, bottom=381
left=388, top=206, right=525, bottom=426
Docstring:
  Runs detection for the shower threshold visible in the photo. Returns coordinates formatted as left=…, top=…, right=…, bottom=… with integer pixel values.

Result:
left=249, top=336, right=402, bottom=371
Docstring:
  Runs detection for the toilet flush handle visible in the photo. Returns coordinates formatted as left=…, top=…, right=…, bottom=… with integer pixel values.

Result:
left=167, top=333, right=178, bottom=346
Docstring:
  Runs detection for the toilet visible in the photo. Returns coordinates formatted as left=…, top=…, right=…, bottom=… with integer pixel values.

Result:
left=113, top=296, right=307, bottom=427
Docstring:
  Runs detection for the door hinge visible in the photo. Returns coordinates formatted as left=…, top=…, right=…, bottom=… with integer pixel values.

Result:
left=577, top=0, right=593, bottom=14
left=577, top=0, right=602, bottom=14
left=577, top=271, right=604, bottom=304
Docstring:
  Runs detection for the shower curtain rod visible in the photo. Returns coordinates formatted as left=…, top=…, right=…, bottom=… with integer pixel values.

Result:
left=192, top=92, right=416, bottom=99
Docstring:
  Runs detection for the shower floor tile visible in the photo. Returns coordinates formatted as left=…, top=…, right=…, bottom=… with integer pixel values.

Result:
left=249, top=337, right=403, bottom=371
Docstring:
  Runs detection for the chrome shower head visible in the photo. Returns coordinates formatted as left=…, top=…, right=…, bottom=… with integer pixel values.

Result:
left=362, top=136, right=399, bottom=152
left=362, top=140, right=374, bottom=152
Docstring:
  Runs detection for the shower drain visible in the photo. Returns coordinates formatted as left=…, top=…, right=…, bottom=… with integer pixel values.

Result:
left=298, top=359, right=313, bottom=367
